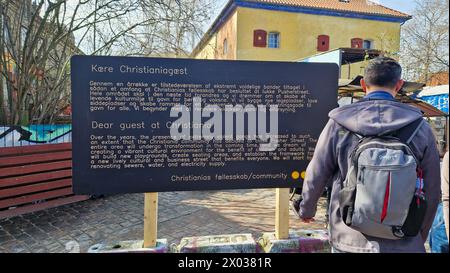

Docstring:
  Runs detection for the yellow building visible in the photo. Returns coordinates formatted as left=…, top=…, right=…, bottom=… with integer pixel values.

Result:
left=192, top=0, right=411, bottom=72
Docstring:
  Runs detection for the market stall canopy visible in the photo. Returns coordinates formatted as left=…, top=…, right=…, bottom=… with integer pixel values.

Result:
left=339, top=76, right=425, bottom=94
left=339, top=48, right=382, bottom=65
left=338, top=76, right=446, bottom=117
left=298, top=48, right=382, bottom=65
left=417, top=85, right=449, bottom=114
left=418, top=85, right=449, bottom=97
left=398, top=95, right=447, bottom=117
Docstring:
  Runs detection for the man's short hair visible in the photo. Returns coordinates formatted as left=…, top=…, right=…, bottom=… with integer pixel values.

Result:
left=364, top=57, right=402, bottom=88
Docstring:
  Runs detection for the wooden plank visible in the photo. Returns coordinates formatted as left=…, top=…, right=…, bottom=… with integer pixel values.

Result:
left=0, top=151, right=72, bottom=167
left=0, top=195, right=89, bottom=219
left=0, top=169, right=72, bottom=188
left=0, top=187, right=73, bottom=209
left=0, top=160, right=72, bottom=177
left=0, top=143, right=71, bottom=157
left=275, top=188, right=290, bottom=240
left=0, top=179, right=72, bottom=198
left=143, top=192, right=158, bottom=248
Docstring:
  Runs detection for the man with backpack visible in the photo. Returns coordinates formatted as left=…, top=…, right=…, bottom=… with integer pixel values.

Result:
left=297, top=57, right=441, bottom=253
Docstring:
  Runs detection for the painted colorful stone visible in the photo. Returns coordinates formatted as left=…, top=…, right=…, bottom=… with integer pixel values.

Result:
left=175, top=234, right=260, bottom=253
left=258, top=229, right=330, bottom=253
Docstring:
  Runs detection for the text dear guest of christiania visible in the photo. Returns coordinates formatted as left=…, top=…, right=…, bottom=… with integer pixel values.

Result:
left=90, top=64, right=188, bottom=77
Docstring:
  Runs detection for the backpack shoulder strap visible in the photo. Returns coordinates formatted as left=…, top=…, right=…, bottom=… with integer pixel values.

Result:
left=392, top=118, right=425, bottom=145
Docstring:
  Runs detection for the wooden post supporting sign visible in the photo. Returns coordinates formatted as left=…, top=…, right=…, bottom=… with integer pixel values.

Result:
left=143, top=192, right=158, bottom=248
left=275, top=188, right=290, bottom=240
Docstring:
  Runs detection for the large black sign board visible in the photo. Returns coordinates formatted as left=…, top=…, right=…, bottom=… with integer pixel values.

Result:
left=71, top=56, right=338, bottom=194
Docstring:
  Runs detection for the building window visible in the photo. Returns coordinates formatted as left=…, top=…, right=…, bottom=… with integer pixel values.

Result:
left=363, top=40, right=373, bottom=49
left=268, top=32, right=280, bottom=48
left=317, top=35, right=330, bottom=52
left=223, top=39, right=228, bottom=55
left=253, top=29, right=267, bottom=47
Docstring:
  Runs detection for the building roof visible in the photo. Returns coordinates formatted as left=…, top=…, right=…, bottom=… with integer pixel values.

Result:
left=426, top=71, right=449, bottom=86
left=245, top=0, right=411, bottom=19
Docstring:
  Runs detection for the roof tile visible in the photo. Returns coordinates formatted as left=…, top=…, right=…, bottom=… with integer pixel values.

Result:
left=243, top=0, right=411, bottom=18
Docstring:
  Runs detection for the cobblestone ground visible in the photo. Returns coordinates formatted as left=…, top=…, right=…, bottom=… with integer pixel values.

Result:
left=0, top=189, right=328, bottom=253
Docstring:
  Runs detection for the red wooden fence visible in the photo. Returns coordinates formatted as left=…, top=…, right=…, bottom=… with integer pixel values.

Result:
left=0, top=143, right=89, bottom=219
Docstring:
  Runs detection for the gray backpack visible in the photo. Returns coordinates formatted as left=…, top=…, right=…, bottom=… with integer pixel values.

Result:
left=339, top=118, right=426, bottom=240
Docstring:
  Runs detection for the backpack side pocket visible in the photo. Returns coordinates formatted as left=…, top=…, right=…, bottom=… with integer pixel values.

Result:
left=401, top=194, right=427, bottom=237
left=339, top=166, right=357, bottom=226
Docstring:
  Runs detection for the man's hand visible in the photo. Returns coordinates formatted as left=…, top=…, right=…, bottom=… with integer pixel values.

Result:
left=300, top=217, right=315, bottom=223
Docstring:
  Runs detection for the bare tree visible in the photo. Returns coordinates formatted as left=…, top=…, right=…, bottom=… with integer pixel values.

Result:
left=400, top=0, right=449, bottom=82
left=113, top=0, right=216, bottom=57
left=0, top=0, right=215, bottom=125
